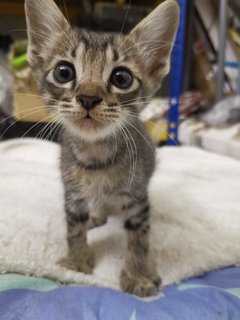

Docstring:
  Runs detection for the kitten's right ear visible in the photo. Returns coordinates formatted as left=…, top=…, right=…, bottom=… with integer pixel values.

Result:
left=130, top=0, right=179, bottom=91
left=25, top=0, right=70, bottom=64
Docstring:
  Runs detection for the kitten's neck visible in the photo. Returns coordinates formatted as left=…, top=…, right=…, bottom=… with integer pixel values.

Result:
left=64, top=127, right=126, bottom=170
left=61, top=118, right=145, bottom=170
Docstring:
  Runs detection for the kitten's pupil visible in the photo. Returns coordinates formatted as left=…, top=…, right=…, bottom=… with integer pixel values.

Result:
left=54, top=62, right=75, bottom=84
left=110, top=67, right=133, bottom=90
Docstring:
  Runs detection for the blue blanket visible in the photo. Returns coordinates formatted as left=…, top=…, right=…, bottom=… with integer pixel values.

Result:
left=1, top=267, right=240, bottom=319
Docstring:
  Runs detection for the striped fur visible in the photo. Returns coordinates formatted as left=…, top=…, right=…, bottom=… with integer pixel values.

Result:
left=25, top=0, right=179, bottom=296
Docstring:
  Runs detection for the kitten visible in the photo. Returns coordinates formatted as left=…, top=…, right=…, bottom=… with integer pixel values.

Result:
left=25, top=0, right=179, bottom=297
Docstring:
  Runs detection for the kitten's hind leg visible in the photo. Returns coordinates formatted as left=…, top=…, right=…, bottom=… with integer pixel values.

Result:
left=120, top=196, right=161, bottom=297
left=59, top=193, right=94, bottom=274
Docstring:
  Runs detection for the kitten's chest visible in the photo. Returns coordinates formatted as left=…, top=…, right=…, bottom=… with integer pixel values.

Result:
left=62, top=136, right=129, bottom=199
left=73, top=165, right=124, bottom=199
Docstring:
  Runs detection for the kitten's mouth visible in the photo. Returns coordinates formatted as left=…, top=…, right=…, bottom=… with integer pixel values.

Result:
left=64, top=110, right=106, bottom=132
left=72, top=113, right=102, bottom=129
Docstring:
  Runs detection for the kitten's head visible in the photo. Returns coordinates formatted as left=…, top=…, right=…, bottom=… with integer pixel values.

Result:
left=25, top=0, right=179, bottom=141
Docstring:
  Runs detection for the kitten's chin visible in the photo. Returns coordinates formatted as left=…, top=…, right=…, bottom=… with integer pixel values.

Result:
left=63, top=117, right=118, bottom=142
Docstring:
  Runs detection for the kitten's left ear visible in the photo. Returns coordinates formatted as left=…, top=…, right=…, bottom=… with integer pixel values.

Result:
left=25, top=0, right=70, bottom=64
left=130, top=0, right=179, bottom=89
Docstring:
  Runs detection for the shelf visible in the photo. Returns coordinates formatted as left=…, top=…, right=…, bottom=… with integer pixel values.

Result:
left=0, top=2, right=81, bottom=19
left=229, top=0, right=240, bottom=20
left=228, top=32, right=240, bottom=60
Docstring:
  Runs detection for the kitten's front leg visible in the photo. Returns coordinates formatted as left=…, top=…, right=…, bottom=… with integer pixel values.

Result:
left=59, top=193, right=94, bottom=274
left=88, top=203, right=108, bottom=230
left=120, top=197, right=161, bottom=297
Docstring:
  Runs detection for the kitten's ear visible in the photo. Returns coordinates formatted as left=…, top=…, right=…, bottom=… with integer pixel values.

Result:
left=130, top=0, right=179, bottom=88
left=25, top=0, right=70, bottom=63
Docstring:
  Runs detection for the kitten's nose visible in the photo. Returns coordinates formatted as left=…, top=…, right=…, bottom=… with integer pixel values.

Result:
left=77, top=94, right=102, bottom=111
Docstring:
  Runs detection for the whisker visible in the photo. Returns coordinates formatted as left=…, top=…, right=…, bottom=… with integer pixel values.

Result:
left=120, top=94, right=154, bottom=105
left=122, top=118, right=155, bottom=154
left=44, top=122, right=57, bottom=141
left=36, top=121, right=53, bottom=140
left=61, top=0, right=70, bottom=24
left=20, top=114, right=54, bottom=139
left=36, top=114, right=60, bottom=141
left=111, top=127, right=118, bottom=165
left=115, top=118, right=138, bottom=190
left=51, top=121, right=63, bottom=143
left=120, top=0, right=132, bottom=35
left=124, top=111, right=179, bottom=146
left=116, top=0, right=132, bottom=48
left=122, top=123, right=138, bottom=189
left=10, top=93, right=59, bottom=103
left=0, top=106, right=55, bottom=139
left=115, top=119, right=135, bottom=190
left=0, top=105, right=53, bottom=126
left=34, top=113, right=61, bottom=141
left=120, top=98, right=152, bottom=107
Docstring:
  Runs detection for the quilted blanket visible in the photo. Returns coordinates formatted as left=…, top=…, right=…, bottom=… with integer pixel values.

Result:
left=1, top=268, right=240, bottom=319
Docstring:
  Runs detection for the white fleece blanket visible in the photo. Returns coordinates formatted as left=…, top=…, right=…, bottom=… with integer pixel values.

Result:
left=0, top=139, right=240, bottom=290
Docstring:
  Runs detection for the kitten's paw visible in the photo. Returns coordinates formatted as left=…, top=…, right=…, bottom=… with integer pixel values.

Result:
left=152, top=275, right=162, bottom=288
left=88, top=216, right=107, bottom=230
left=59, top=247, right=94, bottom=274
left=120, top=269, right=161, bottom=297
left=145, top=269, right=162, bottom=288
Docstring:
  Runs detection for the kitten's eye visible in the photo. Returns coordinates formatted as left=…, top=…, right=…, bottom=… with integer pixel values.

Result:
left=110, top=67, right=133, bottom=89
left=53, top=62, right=76, bottom=84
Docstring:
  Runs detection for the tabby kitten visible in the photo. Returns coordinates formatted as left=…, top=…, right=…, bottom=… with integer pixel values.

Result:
left=25, top=0, right=179, bottom=297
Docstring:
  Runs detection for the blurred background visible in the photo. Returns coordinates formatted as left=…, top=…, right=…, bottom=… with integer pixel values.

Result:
left=0, top=0, right=240, bottom=159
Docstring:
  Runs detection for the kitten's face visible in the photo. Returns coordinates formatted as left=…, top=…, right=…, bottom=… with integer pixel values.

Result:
left=37, top=31, right=148, bottom=140
left=25, top=0, right=179, bottom=141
